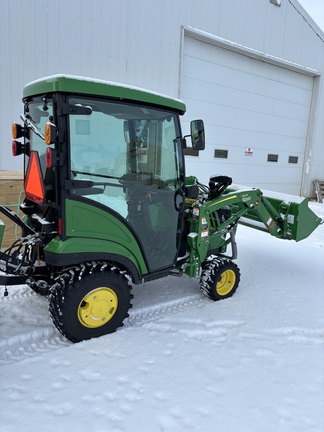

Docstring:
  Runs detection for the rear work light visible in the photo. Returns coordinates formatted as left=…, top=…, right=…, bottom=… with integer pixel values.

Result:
left=12, top=140, right=23, bottom=156
left=45, top=147, right=57, bottom=168
left=12, top=140, right=30, bottom=157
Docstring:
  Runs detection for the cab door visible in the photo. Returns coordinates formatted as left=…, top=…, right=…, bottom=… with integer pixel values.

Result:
left=123, top=116, right=185, bottom=270
left=67, top=98, right=185, bottom=272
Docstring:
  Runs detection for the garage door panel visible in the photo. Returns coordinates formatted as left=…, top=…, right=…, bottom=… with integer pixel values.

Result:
left=207, top=124, right=306, bottom=154
left=187, top=98, right=309, bottom=139
left=182, top=75, right=311, bottom=122
left=188, top=37, right=312, bottom=90
left=182, top=37, right=313, bottom=195
left=183, top=55, right=312, bottom=107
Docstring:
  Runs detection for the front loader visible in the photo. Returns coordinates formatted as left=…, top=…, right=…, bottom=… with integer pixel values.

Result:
left=0, top=75, right=322, bottom=342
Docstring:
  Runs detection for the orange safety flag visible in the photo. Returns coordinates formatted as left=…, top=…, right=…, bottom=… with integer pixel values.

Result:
left=24, top=151, right=45, bottom=205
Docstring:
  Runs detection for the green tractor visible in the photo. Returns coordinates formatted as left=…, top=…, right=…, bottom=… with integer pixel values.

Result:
left=0, top=75, right=322, bottom=342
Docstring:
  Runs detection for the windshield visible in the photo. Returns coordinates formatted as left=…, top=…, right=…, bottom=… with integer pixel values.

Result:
left=23, top=100, right=54, bottom=178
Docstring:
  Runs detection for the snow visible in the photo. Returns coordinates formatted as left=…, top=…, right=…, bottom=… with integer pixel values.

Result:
left=0, top=200, right=323, bottom=432
left=230, top=183, right=306, bottom=204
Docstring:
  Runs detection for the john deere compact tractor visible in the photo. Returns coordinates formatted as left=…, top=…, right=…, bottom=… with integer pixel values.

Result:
left=0, top=75, right=322, bottom=342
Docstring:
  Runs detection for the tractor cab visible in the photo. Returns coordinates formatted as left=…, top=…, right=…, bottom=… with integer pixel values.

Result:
left=11, top=75, right=205, bottom=277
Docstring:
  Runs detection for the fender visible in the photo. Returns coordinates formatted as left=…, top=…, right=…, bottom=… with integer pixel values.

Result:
left=44, top=236, right=147, bottom=284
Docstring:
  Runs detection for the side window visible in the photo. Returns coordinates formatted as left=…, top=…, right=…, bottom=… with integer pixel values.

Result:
left=69, top=112, right=126, bottom=176
left=133, top=117, right=180, bottom=187
left=68, top=100, right=128, bottom=217
left=161, top=118, right=179, bottom=187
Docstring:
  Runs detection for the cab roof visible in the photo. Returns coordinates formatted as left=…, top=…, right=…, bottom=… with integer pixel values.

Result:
left=23, top=74, right=186, bottom=115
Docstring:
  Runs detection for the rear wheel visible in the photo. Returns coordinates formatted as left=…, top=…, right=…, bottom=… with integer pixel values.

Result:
left=49, top=262, right=133, bottom=342
left=200, top=258, right=240, bottom=301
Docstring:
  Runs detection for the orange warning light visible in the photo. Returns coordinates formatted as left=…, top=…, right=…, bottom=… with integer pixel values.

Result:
left=24, top=151, right=45, bottom=205
left=44, top=122, right=56, bottom=145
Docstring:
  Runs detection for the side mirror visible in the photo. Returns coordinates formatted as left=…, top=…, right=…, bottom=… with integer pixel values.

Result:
left=191, top=120, right=205, bottom=151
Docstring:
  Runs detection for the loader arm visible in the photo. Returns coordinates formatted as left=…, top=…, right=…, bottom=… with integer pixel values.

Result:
left=205, top=187, right=322, bottom=242
left=227, top=186, right=323, bottom=242
left=182, top=182, right=322, bottom=278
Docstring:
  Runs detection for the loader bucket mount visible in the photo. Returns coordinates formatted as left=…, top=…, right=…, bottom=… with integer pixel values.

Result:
left=238, top=191, right=323, bottom=242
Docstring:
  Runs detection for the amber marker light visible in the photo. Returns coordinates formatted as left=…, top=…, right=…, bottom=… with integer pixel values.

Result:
left=44, top=122, right=52, bottom=145
left=12, top=122, right=30, bottom=140
left=12, top=123, right=22, bottom=139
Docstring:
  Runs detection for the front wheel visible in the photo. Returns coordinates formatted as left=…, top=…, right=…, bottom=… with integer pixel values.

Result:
left=200, top=258, right=240, bottom=301
left=49, top=262, right=133, bottom=342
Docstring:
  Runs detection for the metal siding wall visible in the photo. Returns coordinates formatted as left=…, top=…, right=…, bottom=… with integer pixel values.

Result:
left=1, top=0, right=323, bottom=196
left=0, top=0, right=183, bottom=170
left=1, top=0, right=26, bottom=171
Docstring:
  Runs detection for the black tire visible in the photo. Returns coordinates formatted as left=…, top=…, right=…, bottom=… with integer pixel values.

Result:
left=48, top=262, right=133, bottom=343
left=200, top=258, right=240, bottom=301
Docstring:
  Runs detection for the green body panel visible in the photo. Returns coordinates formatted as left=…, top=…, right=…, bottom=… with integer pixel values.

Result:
left=23, top=75, right=186, bottom=114
left=45, top=199, right=148, bottom=275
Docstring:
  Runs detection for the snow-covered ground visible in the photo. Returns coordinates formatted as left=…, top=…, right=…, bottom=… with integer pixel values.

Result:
left=0, top=200, right=323, bottom=432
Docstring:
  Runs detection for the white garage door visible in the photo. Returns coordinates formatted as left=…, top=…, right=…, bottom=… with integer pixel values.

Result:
left=181, top=36, right=314, bottom=195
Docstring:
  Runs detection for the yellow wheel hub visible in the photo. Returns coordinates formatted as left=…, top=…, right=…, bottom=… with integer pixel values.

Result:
left=216, top=269, right=236, bottom=296
left=77, top=287, right=118, bottom=329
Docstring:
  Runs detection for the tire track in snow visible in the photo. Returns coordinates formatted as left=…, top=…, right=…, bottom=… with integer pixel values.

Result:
left=0, top=290, right=210, bottom=364
left=2, top=286, right=323, bottom=365
left=239, top=327, right=324, bottom=346
left=0, top=285, right=70, bottom=364
left=3, top=285, right=323, bottom=365
left=268, top=327, right=324, bottom=346
left=0, top=328, right=71, bottom=365
left=125, top=293, right=210, bottom=328
left=0, top=285, right=37, bottom=301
